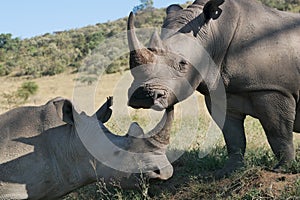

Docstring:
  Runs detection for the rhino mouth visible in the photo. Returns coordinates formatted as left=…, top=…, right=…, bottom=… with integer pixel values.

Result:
left=128, top=86, right=168, bottom=111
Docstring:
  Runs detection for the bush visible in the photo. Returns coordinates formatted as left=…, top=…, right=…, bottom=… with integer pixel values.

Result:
left=75, top=76, right=98, bottom=85
left=0, top=64, right=10, bottom=76
left=1, top=81, right=39, bottom=110
left=42, top=63, right=65, bottom=76
left=16, top=81, right=39, bottom=101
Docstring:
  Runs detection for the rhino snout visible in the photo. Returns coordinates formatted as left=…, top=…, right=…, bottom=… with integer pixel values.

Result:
left=146, top=164, right=174, bottom=180
left=128, top=86, right=168, bottom=111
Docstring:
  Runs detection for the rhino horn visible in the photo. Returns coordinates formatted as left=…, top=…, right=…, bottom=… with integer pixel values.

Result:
left=127, top=12, right=143, bottom=51
left=148, top=29, right=164, bottom=50
left=127, top=12, right=154, bottom=69
left=147, top=106, right=174, bottom=147
left=127, top=122, right=145, bottom=137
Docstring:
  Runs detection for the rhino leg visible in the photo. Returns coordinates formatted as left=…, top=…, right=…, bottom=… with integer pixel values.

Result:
left=205, top=95, right=246, bottom=178
left=293, top=102, right=300, bottom=132
left=252, top=92, right=296, bottom=169
left=217, top=113, right=247, bottom=178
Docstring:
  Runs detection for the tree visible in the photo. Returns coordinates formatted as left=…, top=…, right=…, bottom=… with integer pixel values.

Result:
left=0, top=33, right=20, bottom=51
left=17, top=81, right=39, bottom=101
left=133, top=0, right=154, bottom=13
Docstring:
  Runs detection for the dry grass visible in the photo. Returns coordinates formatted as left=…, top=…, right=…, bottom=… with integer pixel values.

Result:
left=0, top=71, right=122, bottom=113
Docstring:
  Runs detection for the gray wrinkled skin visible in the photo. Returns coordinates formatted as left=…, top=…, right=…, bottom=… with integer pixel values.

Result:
left=127, top=0, right=300, bottom=177
left=0, top=97, right=173, bottom=199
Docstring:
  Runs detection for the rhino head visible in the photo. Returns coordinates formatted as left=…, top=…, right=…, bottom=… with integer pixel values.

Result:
left=127, top=0, right=225, bottom=110
left=63, top=97, right=174, bottom=182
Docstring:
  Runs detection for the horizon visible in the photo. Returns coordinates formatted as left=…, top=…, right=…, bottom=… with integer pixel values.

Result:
left=0, top=0, right=188, bottom=39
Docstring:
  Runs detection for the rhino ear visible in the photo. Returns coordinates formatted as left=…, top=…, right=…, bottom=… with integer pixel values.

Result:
left=53, top=98, right=74, bottom=125
left=95, top=96, right=113, bottom=123
left=166, top=4, right=183, bottom=15
left=203, top=0, right=225, bottom=21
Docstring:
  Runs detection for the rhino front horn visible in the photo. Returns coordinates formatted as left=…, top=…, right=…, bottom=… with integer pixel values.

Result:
left=147, top=106, right=174, bottom=147
left=127, top=12, right=154, bottom=69
left=127, top=12, right=143, bottom=52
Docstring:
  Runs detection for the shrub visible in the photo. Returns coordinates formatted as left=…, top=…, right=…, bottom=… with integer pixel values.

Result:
left=75, top=76, right=98, bottom=85
left=42, top=63, right=65, bottom=76
left=16, top=81, right=39, bottom=101
left=0, top=64, right=10, bottom=76
left=1, top=81, right=39, bottom=110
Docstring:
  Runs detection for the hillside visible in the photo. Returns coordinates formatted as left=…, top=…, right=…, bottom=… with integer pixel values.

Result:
left=0, top=0, right=299, bottom=79
left=0, top=7, right=166, bottom=78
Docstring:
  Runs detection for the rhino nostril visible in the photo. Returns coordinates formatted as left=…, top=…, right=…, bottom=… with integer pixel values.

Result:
left=132, top=87, right=152, bottom=99
left=154, top=91, right=165, bottom=100
left=144, top=92, right=151, bottom=98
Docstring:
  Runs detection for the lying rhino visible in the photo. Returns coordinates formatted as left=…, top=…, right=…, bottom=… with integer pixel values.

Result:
left=127, top=0, right=300, bottom=177
left=0, top=97, right=174, bottom=199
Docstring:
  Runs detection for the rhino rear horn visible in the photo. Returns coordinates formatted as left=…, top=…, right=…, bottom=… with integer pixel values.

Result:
left=127, top=122, right=145, bottom=137
left=148, top=29, right=164, bottom=51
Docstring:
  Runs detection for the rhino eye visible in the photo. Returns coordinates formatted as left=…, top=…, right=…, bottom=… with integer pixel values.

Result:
left=179, top=60, right=188, bottom=66
left=178, top=60, right=188, bottom=72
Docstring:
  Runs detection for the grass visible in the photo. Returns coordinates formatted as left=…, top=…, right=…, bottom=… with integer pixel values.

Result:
left=0, top=72, right=299, bottom=199
left=63, top=147, right=300, bottom=200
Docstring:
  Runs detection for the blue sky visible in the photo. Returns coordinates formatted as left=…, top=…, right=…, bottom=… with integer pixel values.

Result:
left=0, top=0, right=188, bottom=39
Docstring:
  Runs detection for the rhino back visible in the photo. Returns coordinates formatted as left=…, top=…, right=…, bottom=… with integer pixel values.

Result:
left=222, top=0, right=300, bottom=94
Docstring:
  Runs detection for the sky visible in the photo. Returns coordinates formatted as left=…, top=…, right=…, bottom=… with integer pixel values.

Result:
left=0, top=0, right=188, bottom=39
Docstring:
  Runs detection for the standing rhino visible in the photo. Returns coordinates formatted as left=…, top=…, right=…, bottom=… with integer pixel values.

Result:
left=127, top=0, right=300, bottom=177
left=0, top=97, right=174, bottom=199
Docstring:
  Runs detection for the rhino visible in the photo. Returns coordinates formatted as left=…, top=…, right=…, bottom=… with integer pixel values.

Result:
left=127, top=0, right=300, bottom=177
left=0, top=97, right=174, bottom=199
